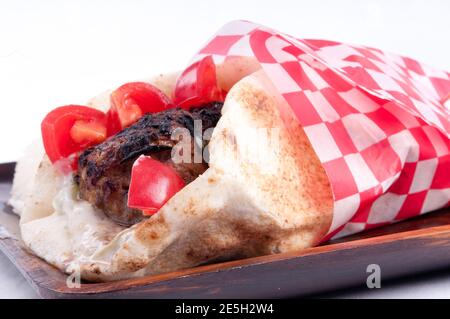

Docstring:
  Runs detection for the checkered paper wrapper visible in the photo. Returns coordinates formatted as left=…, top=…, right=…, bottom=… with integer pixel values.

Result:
left=190, top=21, right=450, bottom=241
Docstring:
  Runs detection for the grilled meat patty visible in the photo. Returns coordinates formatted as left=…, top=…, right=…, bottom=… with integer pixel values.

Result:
left=75, top=102, right=223, bottom=226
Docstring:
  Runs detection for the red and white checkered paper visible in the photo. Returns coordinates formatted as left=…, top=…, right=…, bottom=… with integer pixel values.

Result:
left=192, top=21, right=450, bottom=240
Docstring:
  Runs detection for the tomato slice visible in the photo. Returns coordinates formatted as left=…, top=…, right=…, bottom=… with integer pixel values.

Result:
left=70, top=120, right=107, bottom=145
left=173, top=55, right=224, bottom=109
left=106, top=108, right=122, bottom=136
left=41, top=105, right=107, bottom=166
left=111, top=82, right=173, bottom=128
left=128, top=155, right=185, bottom=215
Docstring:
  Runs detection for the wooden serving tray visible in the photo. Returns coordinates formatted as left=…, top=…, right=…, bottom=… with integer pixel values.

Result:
left=1, top=162, right=450, bottom=298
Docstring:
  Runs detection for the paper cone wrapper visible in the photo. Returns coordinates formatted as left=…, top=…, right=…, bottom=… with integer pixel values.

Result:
left=189, top=20, right=450, bottom=240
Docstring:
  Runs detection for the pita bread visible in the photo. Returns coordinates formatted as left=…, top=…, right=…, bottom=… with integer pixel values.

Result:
left=12, top=65, right=333, bottom=281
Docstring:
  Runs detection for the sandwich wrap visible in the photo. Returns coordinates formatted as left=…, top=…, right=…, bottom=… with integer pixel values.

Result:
left=10, top=21, right=450, bottom=281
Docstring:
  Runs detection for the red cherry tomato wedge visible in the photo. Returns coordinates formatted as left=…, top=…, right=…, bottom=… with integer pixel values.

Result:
left=128, top=155, right=185, bottom=215
left=106, top=108, right=122, bottom=136
left=111, top=82, right=173, bottom=128
left=173, top=55, right=224, bottom=109
left=41, top=105, right=108, bottom=166
left=70, top=120, right=107, bottom=144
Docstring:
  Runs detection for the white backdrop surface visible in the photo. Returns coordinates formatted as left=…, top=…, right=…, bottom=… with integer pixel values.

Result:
left=0, top=0, right=449, bottom=298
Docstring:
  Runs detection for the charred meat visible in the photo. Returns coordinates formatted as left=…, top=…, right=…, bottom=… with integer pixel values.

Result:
left=75, top=102, right=223, bottom=226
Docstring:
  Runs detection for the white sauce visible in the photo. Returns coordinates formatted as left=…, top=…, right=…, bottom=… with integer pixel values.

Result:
left=21, top=177, right=125, bottom=270
left=53, top=179, right=125, bottom=259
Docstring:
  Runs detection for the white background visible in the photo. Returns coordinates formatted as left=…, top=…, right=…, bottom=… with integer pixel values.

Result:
left=1, top=0, right=450, bottom=298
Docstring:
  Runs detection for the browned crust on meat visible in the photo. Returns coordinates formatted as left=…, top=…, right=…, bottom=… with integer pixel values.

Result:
left=75, top=103, right=223, bottom=226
